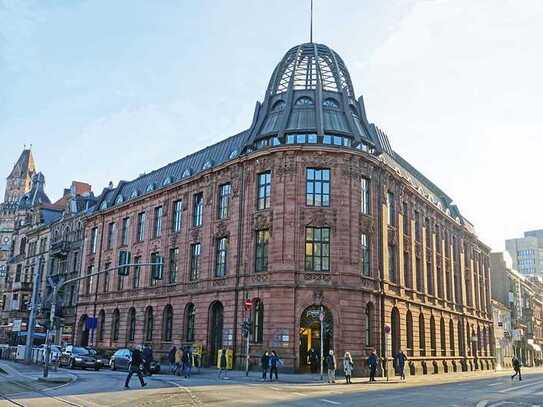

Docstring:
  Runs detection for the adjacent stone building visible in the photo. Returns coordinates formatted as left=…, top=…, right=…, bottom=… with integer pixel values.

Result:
left=76, top=42, right=493, bottom=375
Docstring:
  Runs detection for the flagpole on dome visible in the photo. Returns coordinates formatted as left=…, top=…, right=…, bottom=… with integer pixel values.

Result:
left=310, top=0, right=314, bottom=43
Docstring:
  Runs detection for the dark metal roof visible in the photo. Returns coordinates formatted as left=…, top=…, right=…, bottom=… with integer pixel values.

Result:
left=17, top=172, right=51, bottom=209
left=97, top=131, right=248, bottom=210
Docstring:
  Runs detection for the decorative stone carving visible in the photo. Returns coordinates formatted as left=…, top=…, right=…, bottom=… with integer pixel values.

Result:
left=302, top=208, right=337, bottom=229
left=388, top=231, right=398, bottom=246
left=253, top=211, right=273, bottom=232
left=252, top=273, right=269, bottom=284
left=216, top=221, right=228, bottom=238
left=360, top=215, right=375, bottom=234
left=313, top=289, right=324, bottom=304
left=276, top=156, right=296, bottom=179
left=303, top=273, right=332, bottom=282
left=212, top=278, right=226, bottom=287
left=190, top=227, right=200, bottom=242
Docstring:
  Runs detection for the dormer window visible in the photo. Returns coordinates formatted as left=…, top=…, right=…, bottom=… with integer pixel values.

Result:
left=130, top=190, right=139, bottom=199
left=202, top=160, right=214, bottom=170
left=229, top=149, right=239, bottom=160
left=271, top=100, right=286, bottom=112
left=323, top=98, right=339, bottom=108
left=182, top=168, right=192, bottom=178
left=162, top=176, right=174, bottom=186
left=145, top=183, right=156, bottom=193
left=115, top=195, right=124, bottom=205
left=100, top=200, right=108, bottom=210
left=295, top=96, right=313, bottom=106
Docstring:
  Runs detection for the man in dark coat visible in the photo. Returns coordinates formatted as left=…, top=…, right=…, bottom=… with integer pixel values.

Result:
left=142, top=345, right=153, bottom=376
left=182, top=347, right=192, bottom=378
left=367, top=350, right=378, bottom=382
left=168, top=346, right=177, bottom=374
left=308, top=348, right=319, bottom=374
left=124, top=347, right=147, bottom=389
left=218, top=348, right=228, bottom=379
left=395, top=349, right=408, bottom=380
left=261, top=351, right=270, bottom=381
left=512, top=356, right=522, bottom=381
left=269, top=350, right=280, bottom=382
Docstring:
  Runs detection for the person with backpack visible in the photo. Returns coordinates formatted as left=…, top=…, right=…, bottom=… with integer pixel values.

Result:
left=124, top=346, right=147, bottom=389
left=395, top=349, right=408, bottom=380
left=326, top=350, right=337, bottom=383
left=512, top=356, right=522, bottom=381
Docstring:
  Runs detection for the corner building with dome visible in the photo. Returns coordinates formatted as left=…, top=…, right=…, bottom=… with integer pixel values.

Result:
left=77, top=42, right=494, bottom=375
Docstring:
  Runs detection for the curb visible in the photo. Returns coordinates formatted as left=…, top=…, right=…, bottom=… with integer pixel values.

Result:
left=37, top=375, right=74, bottom=384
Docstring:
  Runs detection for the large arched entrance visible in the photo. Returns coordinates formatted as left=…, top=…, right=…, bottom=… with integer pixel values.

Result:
left=77, top=314, right=89, bottom=346
left=208, top=302, right=224, bottom=366
left=299, top=305, right=333, bottom=372
left=391, top=307, right=400, bottom=358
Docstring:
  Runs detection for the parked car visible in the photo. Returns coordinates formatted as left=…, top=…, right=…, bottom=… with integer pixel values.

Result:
left=60, top=345, right=100, bottom=370
left=86, top=348, right=110, bottom=369
left=110, top=348, right=160, bottom=373
left=38, top=344, right=62, bottom=363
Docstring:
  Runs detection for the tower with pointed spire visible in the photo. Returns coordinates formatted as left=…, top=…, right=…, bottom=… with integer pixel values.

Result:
left=4, top=149, right=36, bottom=204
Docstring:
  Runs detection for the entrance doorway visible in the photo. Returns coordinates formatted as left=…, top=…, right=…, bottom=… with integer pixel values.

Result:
left=299, top=305, right=333, bottom=372
left=208, top=302, right=224, bottom=366
left=77, top=315, right=89, bottom=347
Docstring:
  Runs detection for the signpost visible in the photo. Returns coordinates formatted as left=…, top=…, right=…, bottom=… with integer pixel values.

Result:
left=244, top=299, right=252, bottom=377
left=384, top=324, right=391, bottom=381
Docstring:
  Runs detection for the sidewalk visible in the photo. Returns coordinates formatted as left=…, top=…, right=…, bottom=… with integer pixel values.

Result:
left=0, top=359, right=76, bottom=385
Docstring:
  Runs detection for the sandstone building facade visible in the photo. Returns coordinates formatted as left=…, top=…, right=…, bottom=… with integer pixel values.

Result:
left=76, top=42, right=493, bottom=375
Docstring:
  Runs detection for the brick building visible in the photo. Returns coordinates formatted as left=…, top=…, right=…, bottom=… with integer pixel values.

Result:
left=76, top=42, right=493, bottom=374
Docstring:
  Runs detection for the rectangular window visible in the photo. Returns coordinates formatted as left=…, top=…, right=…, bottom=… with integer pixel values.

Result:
left=255, top=230, right=270, bottom=273
left=388, top=245, right=396, bottom=282
left=415, top=211, right=421, bottom=241
left=425, top=218, right=432, bottom=248
left=402, top=202, right=409, bottom=235
left=103, top=262, right=110, bottom=292
left=416, top=257, right=423, bottom=292
left=172, top=200, right=183, bottom=232
left=218, top=183, right=231, bottom=219
left=361, top=177, right=370, bottom=215
left=137, top=212, right=146, bottom=242
left=72, top=251, right=79, bottom=274
left=387, top=191, right=395, bottom=226
left=150, top=252, right=163, bottom=286
left=117, top=270, right=124, bottom=291
left=361, top=233, right=370, bottom=276
left=193, top=193, right=204, bottom=227
left=190, top=243, right=201, bottom=281
left=215, top=237, right=228, bottom=277
left=404, top=251, right=411, bottom=288
left=427, top=260, right=434, bottom=295
left=304, top=227, right=330, bottom=272
left=121, top=217, right=130, bottom=246
left=15, top=265, right=21, bottom=282
left=257, top=171, right=271, bottom=210
left=153, top=206, right=163, bottom=238
left=107, top=222, right=115, bottom=250
left=169, top=247, right=178, bottom=284
left=133, top=256, right=141, bottom=289
left=85, top=265, right=93, bottom=295
left=90, top=227, right=98, bottom=254
left=306, top=168, right=330, bottom=207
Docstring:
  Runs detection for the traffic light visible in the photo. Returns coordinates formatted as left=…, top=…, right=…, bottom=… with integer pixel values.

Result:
left=118, top=251, right=131, bottom=276
left=151, top=254, right=164, bottom=280
left=242, top=320, right=251, bottom=337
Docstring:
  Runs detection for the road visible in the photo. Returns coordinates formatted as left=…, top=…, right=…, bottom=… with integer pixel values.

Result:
left=1, top=365, right=543, bottom=406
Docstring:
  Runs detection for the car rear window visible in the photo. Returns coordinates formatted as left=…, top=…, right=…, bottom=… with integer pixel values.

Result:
left=72, top=347, right=90, bottom=355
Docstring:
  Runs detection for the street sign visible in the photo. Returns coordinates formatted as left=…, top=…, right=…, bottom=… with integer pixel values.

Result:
left=85, top=317, right=97, bottom=330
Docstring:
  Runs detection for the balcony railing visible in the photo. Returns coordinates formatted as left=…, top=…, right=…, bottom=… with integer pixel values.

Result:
left=51, top=240, right=70, bottom=256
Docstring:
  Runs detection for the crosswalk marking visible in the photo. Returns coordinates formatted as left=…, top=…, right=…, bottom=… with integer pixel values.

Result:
left=321, top=400, right=340, bottom=405
left=499, top=380, right=543, bottom=393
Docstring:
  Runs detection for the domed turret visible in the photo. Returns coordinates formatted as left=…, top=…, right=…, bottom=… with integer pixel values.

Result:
left=242, top=43, right=385, bottom=154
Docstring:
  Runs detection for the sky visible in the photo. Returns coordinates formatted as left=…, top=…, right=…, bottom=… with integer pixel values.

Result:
left=1, top=0, right=542, bottom=252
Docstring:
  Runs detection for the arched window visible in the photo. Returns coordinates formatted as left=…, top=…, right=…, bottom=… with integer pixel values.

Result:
left=406, top=311, right=414, bottom=356
left=440, top=317, right=446, bottom=356
left=365, top=302, right=374, bottom=347
left=162, top=305, right=173, bottom=342
left=449, top=319, right=455, bottom=356
left=430, top=316, right=437, bottom=356
left=252, top=299, right=264, bottom=344
left=19, top=237, right=26, bottom=255
left=323, top=98, right=339, bottom=108
left=482, top=326, right=488, bottom=356
left=162, top=176, right=174, bottom=186
left=185, top=303, right=195, bottom=342
left=295, top=96, right=313, bottom=106
left=477, top=325, right=482, bottom=357
left=202, top=160, right=214, bottom=170
left=97, top=310, right=105, bottom=342
left=100, top=200, right=108, bottom=210
left=115, top=194, right=124, bottom=205
left=229, top=149, right=239, bottom=160
left=271, top=100, right=286, bottom=112
left=458, top=320, right=464, bottom=356
left=145, top=183, right=155, bottom=193
left=182, top=168, right=192, bottom=178
left=127, top=308, right=136, bottom=342
left=419, top=313, right=426, bottom=356
left=112, top=309, right=120, bottom=341
left=130, top=190, right=139, bottom=199
left=64, top=226, right=71, bottom=241
left=143, top=306, right=153, bottom=342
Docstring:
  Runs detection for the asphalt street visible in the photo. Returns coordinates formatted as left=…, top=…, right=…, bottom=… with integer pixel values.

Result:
left=1, top=363, right=543, bottom=407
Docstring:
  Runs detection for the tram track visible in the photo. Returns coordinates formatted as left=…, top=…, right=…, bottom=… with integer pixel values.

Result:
left=0, top=379, right=83, bottom=407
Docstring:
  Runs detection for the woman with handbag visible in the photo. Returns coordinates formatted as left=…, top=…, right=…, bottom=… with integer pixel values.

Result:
left=343, top=352, right=354, bottom=384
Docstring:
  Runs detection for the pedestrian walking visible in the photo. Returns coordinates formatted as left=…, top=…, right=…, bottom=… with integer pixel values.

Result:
left=343, top=352, right=353, bottom=384
left=218, top=348, right=228, bottom=379
left=395, top=349, right=408, bottom=380
left=512, top=356, right=522, bottom=381
left=368, top=350, right=378, bottom=382
left=142, top=344, right=153, bottom=376
left=261, top=351, right=270, bottom=381
left=182, top=347, right=192, bottom=378
left=326, top=350, right=337, bottom=383
left=168, top=346, right=177, bottom=374
left=269, top=350, right=281, bottom=381
left=124, top=346, right=147, bottom=389
left=174, top=347, right=183, bottom=376
left=308, top=348, right=319, bottom=374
